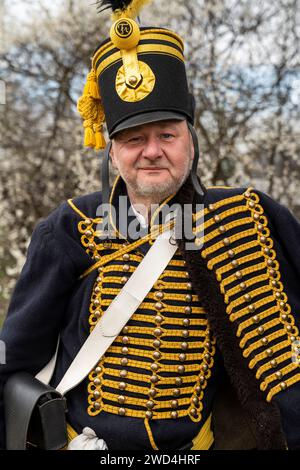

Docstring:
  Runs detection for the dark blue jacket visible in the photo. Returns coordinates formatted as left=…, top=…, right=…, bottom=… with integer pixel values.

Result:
left=1, top=182, right=300, bottom=450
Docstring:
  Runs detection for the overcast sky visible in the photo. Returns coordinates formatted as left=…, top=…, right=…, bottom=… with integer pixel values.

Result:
left=6, top=0, right=60, bottom=20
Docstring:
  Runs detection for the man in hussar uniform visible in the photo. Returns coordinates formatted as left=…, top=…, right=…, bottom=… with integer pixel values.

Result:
left=1, top=0, right=300, bottom=450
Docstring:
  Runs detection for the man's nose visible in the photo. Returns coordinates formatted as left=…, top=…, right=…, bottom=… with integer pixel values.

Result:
left=141, top=136, right=162, bottom=159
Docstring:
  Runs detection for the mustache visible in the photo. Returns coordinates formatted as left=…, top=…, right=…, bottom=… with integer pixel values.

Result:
left=135, top=166, right=168, bottom=169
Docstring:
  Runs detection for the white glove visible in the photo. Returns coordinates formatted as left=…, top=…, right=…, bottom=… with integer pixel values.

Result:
left=67, top=427, right=108, bottom=450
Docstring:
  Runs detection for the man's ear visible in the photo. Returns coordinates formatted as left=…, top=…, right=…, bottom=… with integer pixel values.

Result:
left=189, top=131, right=195, bottom=161
left=109, top=142, right=117, bottom=169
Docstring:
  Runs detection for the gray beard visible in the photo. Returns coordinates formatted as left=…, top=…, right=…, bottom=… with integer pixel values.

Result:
left=119, top=165, right=191, bottom=200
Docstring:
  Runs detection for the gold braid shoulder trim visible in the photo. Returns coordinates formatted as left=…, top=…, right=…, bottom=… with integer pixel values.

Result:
left=200, top=187, right=300, bottom=402
left=67, top=198, right=175, bottom=279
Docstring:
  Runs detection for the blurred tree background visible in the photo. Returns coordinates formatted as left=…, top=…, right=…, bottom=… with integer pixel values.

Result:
left=0, top=0, right=299, bottom=325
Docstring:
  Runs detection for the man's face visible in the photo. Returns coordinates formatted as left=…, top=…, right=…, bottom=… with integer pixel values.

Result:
left=110, top=119, right=194, bottom=199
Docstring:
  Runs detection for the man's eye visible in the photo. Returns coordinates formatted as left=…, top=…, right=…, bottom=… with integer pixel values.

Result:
left=161, top=133, right=174, bottom=140
left=128, top=136, right=143, bottom=143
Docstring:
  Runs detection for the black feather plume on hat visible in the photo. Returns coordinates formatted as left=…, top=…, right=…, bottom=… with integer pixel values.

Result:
left=96, top=1, right=132, bottom=13
left=96, top=0, right=152, bottom=18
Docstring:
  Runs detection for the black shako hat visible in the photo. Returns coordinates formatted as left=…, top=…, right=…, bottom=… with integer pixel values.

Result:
left=77, top=0, right=195, bottom=149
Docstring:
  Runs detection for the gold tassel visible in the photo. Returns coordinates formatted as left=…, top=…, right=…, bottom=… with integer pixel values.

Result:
left=113, top=0, right=153, bottom=20
left=77, top=68, right=106, bottom=151
left=84, top=119, right=96, bottom=148
left=83, top=70, right=100, bottom=99
left=93, top=123, right=106, bottom=150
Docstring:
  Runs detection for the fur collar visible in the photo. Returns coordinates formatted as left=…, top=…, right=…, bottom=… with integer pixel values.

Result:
left=175, top=176, right=286, bottom=450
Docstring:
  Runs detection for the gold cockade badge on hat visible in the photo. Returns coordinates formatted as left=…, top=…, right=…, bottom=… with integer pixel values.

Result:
left=77, top=0, right=154, bottom=151
left=109, top=7, right=156, bottom=102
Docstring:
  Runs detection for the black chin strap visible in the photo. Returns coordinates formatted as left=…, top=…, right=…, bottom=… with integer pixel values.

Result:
left=187, top=122, right=206, bottom=199
left=101, top=141, right=112, bottom=208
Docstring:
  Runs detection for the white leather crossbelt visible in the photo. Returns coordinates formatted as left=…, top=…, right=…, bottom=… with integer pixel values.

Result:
left=36, top=228, right=178, bottom=396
